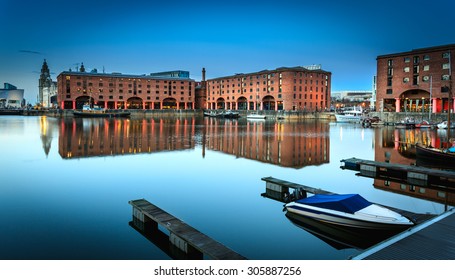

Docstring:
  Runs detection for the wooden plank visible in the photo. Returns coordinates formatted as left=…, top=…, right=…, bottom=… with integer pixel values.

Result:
left=129, top=199, right=247, bottom=260
left=341, top=158, right=455, bottom=179
left=355, top=209, right=455, bottom=260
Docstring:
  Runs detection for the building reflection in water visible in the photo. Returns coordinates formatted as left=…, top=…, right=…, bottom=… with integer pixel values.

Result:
left=202, top=118, right=329, bottom=168
left=57, top=117, right=330, bottom=169
left=372, top=126, right=454, bottom=206
left=58, top=117, right=197, bottom=159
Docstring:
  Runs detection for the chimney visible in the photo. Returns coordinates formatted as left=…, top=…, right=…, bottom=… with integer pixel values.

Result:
left=202, top=68, right=206, bottom=82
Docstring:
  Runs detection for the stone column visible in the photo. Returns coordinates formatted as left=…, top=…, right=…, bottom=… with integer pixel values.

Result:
left=395, top=98, right=401, bottom=112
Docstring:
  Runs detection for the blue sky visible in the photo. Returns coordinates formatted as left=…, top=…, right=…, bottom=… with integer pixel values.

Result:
left=1, top=0, right=454, bottom=103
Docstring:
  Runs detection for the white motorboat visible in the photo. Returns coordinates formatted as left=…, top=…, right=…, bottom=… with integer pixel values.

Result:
left=247, top=113, right=266, bottom=120
left=437, top=121, right=455, bottom=129
left=284, top=194, right=414, bottom=231
left=334, top=107, right=363, bottom=123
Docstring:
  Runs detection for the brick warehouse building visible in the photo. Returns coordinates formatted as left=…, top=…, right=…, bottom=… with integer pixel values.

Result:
left=206, top=66, right=331, bottom=112
left=57, top=65, right=196, bottom=110
left=376, top=44, right=454, bottom=113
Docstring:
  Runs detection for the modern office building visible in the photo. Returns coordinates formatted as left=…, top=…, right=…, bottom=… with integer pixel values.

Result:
left=0, top=83, right=24, bottom=108
left=206, top=65, right=331, bottom=112
left=376, top=44, right=454, bottom=113
left=56, top=64, right=196, bottom=110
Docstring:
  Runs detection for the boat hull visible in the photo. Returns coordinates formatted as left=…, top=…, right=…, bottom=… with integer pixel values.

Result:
left=285, top=202, right=413, bottom=231
left=73, top=111, right=130, bottom=118
left=334, top=114, right=361, bottom=123
left=415, top=143, right=455, bottom=169
left=247, top=114, right=266, bottom=120
left=285, top=212, right=406, bottom=250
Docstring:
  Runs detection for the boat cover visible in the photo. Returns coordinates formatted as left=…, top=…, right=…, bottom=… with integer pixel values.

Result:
left=295, top=194, right=372, bottom=214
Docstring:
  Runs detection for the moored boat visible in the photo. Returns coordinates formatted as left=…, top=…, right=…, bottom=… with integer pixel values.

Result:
left=204, top=110, right=220, bottom=117
left=334, top=107, right=363, bottom=123
left=415, top=142, right=455, bottom=169
left=223, top=110, right=240, bottom=118
left=285, top=211, right=405, bottom=250
left=437, top=120, right=455, bottom=129
left=73, top=104, right=130, bottom=118
left=284, top=193, right=414, bottom=231
left=246, top=112, right=266, bottom=120
left=415, top=120, right=433, bottom=129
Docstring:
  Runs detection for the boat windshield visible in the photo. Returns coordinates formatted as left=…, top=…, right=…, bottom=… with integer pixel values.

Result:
left=296, top=194, right=372, bottom=214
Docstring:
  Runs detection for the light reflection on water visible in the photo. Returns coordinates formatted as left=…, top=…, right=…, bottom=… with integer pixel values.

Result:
left=0, top=115, right=451, bottom=260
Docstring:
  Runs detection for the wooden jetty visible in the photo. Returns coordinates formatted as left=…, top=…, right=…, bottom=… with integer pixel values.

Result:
left=261, top=176, right=333, bottom=202
left=341, top=157, right=455, bottom=191
left=353, top=208, right=455, bottom=260
left=129, top=199, right=247, bottom=260
left=261, top=176, right=434, bottom=225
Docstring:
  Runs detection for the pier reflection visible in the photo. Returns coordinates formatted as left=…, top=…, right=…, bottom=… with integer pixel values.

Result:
left=371, top=126, right=455, bottom=207
left=56, top=117, right=330, bottom=168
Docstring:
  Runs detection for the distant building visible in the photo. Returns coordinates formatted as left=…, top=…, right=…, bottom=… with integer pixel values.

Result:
left=57, top=64, right=195, bottom=110
left=331, top=90, right=372, bottom=110
left=371, top=76, right=377, bottom=111
left=38, top=60, right=58, bottom=108
left=0, top=83, right=24, bottom=108
left=206, top=65, right=331, bottom=112
left=376, top=44, right=454, bottom=113
left=331, top=90, right=372, bottom=102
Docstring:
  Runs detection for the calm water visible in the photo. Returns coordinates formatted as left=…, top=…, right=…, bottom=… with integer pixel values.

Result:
left=0, top=115, right=451, bottom=260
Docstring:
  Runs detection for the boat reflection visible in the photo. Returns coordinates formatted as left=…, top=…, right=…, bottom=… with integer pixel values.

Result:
left=285, top=211, right=406, bottom=250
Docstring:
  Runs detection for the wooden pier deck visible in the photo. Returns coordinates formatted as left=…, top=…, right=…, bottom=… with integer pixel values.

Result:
left=260, top=176, right=435, bottom=225
left=261, top=176, right=333, bottom=202
left=341, top=157, right=455, bottom=190
left=129, top=199, right=247, bottom=260
left=353, top=208, right=455, bottom=260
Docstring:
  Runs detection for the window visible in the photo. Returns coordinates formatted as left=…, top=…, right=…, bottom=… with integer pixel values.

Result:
left=423, top=55, right=430, bottom=61
left=423, top=65, right=430, bottom=71
left=387, top=77, right=392, bottom=86
left=442, top=74, right=450, bottom=80
left=388, top=68, right=393, bottom=76
left=442, top=52, right=450, bottom=58
left=413, top=76, right=419, bottom=85
left=413, top=56, right=420, bottom=64
left=386, top=89, right=393, bottom=94
left=422, top=76, right=430, bottom=82
left=387, top=59, right=393, bottom=66
left=404, top=57, right=410, bottom=63
left=403, top=77, right=410, bottom=83
left=404, top=67, right=410, bottom=73
left=413, top=65, right=419, bottom=74
left=443, top=63, right=450, bottom=69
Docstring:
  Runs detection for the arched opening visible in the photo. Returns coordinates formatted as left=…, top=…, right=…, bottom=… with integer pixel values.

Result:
left=216, top=98, right=225, bottom=110
left=263, top=95, right=276, bottom=111
left=75, top=96, right=93, bottom=109
left=162, top=98, right=177, bottom=109
left=237, top=97, right=248, bottom=110
left=127, top=97, right=143, bottom=109
left=400, top=89, right=430, bottom=113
